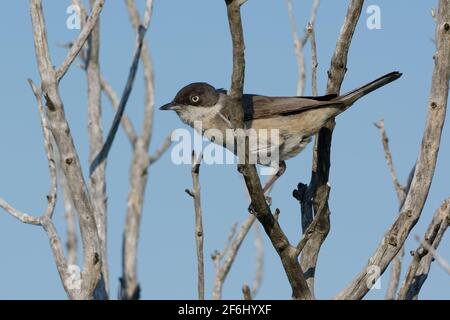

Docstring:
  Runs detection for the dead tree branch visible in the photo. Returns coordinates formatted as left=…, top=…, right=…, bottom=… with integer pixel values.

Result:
left=374, top=120, right=407, bottom=300
left=29, top=0, right=106, bottom=299
left=297, top=0, right=364, bottom=297
left=89, top=3, right=151, bottom=175
left=374, top=120, right=406, bottom=202
left=86, top=0, right=108, bottom=295
left=252, top=223, right=264, bottom=297
left=397, top=198, right=450, bottom=299
left=119, top=0, right=155, bottom=300
left=286, top=0, right=306, bottom=95
left=225, top=0, right=312, bottom=300
left=186, top=152, right=205, bottom=300
left=212, top=215, right=256, bottom=299
left=337, top=0, right=450, bottom=299
left=1, top=79, right=72, bottom=298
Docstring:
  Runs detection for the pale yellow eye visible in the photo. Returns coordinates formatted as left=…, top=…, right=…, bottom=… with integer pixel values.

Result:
left=191, top=95, right=200, bottom=103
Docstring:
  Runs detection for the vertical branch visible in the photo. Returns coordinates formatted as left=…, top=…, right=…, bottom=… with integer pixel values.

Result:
left=337, top=0, right=450, bottom=299
left=225, top=0, right=312, bottom=299
left=299, top=0, right=364, bottom=296
left=286, top=0, right=306, bottom=95
left=186, top=153, right=205, bottom=300
left=252, top=223, right=264, bottom=297
left=307, top=22, right=318, bottom=96
left=30, top=0, right=105, bottom=299
left=119, top=0, right=155, bottom=300
left=86, top=0, right=108, bottom=294
left=59, top=162, right=78, bottom=266
left=242, top=285, right=252, bottom=300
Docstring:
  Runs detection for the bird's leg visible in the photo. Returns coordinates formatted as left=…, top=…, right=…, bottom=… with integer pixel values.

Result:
left=245, top=162, right=286, bottom=215
left=262, top=161, right=286, bottom=194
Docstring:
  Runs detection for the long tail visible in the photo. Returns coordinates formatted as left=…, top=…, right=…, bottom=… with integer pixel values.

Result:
left=336, top=71, right=402, bottom=107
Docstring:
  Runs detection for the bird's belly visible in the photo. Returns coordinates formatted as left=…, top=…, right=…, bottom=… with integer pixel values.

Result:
left=280, top=134, right=311, bottom=160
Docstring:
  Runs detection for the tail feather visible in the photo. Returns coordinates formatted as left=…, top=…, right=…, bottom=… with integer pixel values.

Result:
left=336, top=71, right=402, bottom=106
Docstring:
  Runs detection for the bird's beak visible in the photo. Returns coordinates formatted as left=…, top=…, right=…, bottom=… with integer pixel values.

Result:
left=159, top=102, right=178, bottom=111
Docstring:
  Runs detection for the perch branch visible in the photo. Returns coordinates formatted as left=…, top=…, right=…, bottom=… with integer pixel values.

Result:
left=186, top=152, right=205, bottom=300
left=225, top=0, right=311, bottom=299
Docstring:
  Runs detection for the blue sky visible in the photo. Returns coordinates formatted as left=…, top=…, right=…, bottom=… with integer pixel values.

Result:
left=0, top=0, right=448, bottom=299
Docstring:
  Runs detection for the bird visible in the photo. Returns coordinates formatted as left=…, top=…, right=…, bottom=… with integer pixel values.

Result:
left=160, top=71, right=402, bottom=192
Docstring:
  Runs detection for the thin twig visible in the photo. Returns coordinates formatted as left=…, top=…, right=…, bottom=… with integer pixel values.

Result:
left=0, top=199, right=41, bottom=225
left=374, top=120, right=406, bottom=202
left=149, top=134, right=173, bottom=165
left=286, top=0, right=306, bottom=96
left=212, top=214, right=256, bottom=299
left=89, top=24, right=148, bottom=175
left=307, top=22, right=318, bottom=96
left=414, top=235, right=450, bottom=275
left=100, top=76, right=138, bottom=146
left=56, top=0, right=105, bottom=81
left=301, top=0, right=321, bottom=46
left=252, top=223, right=264, bottom=297
left=188, top=152, right=205, bottom=300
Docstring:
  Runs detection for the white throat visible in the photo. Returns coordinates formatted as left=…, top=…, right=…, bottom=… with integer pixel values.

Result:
left=176, top=96, right=224, bottom=127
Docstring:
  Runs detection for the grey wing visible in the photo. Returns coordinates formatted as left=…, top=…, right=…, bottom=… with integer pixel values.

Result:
left=243, top=94, right=344, bottom=121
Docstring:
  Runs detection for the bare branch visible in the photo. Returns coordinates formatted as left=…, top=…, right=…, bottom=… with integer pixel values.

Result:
left=0, top=198, right=41, bottom=225
left=397, top=198, right=450, bottom=299
left=120, top=0, right=155, bottom=300
left=242, top=284, right=252, bottom=300
left=89, top=23, right=148, bottom=175
left=28, top=79, right=57, bottom=220
left=149, top=134, right=172, bottom=165
left=56, top=0, right=105, bottom=81
left=414, top=234, right=450, bottom=275
left=286, top=0, right=306, bottom=96
left=30, top=0, right=103, bottom=299
left=225, top=0, right=312, bottom=299
left=85, top=0, right=109, bottom=295
left=252, top=223, right=264, bottom=297
left=61, top=171, right=78, bottom=266
left=186, top=152, right=205, bottom=300
left=307, top=22, right=318, bottom=96
left=301, top=0, right=320, bottom=46
left=72, top=0, right=87, bottom=25
left=212, top=214, right=256, bottom=300
left=100, top=76, right=138, bottom=146
left=337, top=0, right=450, bottom=299
left=374, top=120, right=406, bottom=202
left=373, top=119, right=407, bottom=300
left=299, top=0, right=364, bottom=297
